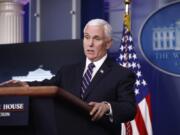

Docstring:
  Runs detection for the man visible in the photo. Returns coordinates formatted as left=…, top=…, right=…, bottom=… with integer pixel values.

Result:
left=3, top=19, right=136, bottom=135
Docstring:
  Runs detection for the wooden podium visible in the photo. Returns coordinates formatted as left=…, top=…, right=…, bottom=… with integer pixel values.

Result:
left=0, top=86, right=92, bottom=135
left=0, top=86, right=92, bottom=112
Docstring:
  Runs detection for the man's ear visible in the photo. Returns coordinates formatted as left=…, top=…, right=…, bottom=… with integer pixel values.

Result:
left=106, top=38, right=112, bottom=49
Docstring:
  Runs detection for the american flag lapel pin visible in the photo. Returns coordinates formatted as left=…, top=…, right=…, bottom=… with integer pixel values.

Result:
left=100, top=69, right=104, bottom=74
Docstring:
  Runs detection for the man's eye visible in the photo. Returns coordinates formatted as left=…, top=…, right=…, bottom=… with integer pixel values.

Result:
left=84, top=36, right=90, bottom=39
left=95, top=37, right=101, bottom=41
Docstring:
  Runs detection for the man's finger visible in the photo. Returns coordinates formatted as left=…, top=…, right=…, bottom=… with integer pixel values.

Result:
left=89, top=103, right=99, bottom=116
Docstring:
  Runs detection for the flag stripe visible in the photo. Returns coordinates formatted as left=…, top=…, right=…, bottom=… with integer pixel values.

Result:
left=130, top=120, right=139, bottom=135
left=144, top=98, right=153, bottom=135
left=121, top=123, right=126, bottom=135
left=135, top=105, right=148, bottom=135
left=138, top=97, right=152, bottom=135
left=125, top=122, right=132, bottom=135
left=146, top=94, right=152, bottom=122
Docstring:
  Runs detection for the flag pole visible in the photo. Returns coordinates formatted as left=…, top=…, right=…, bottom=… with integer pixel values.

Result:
left=124, top=0, right=131, bottom=31
left=124, top=0, right=131, bottom=15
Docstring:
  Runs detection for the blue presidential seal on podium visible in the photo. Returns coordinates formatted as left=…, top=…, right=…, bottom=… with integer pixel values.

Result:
left=140, top=2, right=180, bottom=77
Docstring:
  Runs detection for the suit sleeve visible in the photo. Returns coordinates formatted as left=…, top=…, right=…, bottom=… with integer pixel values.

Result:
left=111, top=70, right=136, bottom=125
left=99, top=70, right=136, bottom=129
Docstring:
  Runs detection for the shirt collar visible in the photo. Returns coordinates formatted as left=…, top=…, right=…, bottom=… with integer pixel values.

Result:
left=86, top=54, right=107, bottom=68
left=84, top=54, right=107, bottom=78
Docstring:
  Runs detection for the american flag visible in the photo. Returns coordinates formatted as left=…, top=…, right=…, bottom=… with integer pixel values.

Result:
left=116, top=15, right=153, bottom=135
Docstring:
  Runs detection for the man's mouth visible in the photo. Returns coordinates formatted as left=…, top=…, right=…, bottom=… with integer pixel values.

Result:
left=87, top=49, right=94, bottom=52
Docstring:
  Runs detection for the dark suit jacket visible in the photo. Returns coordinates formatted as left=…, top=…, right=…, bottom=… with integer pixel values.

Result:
left=29, top=57, right=136, bottom=135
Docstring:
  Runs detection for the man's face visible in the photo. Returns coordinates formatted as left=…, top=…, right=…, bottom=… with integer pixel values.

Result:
left=83, top=25, right=112, bottom=62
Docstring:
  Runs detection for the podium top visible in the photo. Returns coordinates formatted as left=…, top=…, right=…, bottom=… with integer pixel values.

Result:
left=0, top=86, right=57, bottom=96
left=0, top=86, right=92, bottom=112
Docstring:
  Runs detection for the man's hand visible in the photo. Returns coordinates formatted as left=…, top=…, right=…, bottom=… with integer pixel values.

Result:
left=88, top=101, right=110, bottom=121
left=0, top=80, right=29, bottom=87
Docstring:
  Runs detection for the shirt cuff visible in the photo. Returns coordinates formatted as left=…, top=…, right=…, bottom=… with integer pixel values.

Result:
left=103, top=101, right=113, bottom=123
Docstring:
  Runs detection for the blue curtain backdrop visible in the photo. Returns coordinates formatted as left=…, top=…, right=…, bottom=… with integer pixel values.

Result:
left=81, top=0, right=109, bottom=38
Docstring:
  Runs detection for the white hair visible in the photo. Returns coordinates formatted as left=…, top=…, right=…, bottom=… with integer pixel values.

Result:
left=83, top=19, right=112, bottom=38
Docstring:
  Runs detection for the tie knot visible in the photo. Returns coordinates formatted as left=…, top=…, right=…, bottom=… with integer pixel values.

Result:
left=88, top=63, right=95, bottom=70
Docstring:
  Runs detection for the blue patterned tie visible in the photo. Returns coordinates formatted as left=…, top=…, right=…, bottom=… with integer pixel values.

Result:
left=81, top=63, right=95, bottom=99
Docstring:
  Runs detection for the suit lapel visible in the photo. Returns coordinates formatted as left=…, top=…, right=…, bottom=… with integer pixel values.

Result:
left=83, top=58, right=113, bottom=99
left=74, top=61, right=85, bottom=97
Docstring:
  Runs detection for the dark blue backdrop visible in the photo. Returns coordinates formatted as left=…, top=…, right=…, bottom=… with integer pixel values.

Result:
left=132, top=1, right=180, bottom=135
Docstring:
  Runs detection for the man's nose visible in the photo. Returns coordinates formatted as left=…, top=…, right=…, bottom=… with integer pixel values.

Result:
left=88, top=39, right=94, bottom=47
